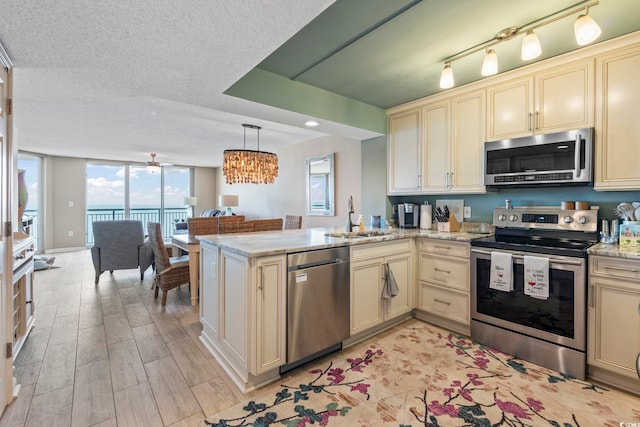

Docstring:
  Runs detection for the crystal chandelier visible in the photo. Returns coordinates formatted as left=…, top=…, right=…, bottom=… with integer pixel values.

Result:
left=223, top=124, right=278, bottom=184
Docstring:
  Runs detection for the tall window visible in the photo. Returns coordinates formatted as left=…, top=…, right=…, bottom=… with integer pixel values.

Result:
left=87, top=163, right=190, bottom=244
left=17, top=153, right=41, bottom=250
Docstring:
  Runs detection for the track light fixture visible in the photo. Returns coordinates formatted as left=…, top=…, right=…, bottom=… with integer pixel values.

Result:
left=439, top=0, right=601, bottom=89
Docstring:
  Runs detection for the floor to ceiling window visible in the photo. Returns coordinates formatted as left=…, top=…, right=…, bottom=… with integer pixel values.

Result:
left=86, top=163, right=190, bottom=244
left=17, top=153, right=41, bottom=251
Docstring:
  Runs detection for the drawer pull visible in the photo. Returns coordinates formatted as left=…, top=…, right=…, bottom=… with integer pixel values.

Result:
left=602, top=265, right=638, bottom=273
left=434, top=268, right=451, bottom=274
left=434, top=245, right=451, bottom=251
left=434, top=298, right=451, bottom=306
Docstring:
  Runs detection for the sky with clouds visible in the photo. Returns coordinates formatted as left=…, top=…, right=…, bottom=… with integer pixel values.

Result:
left=87, top=164, right=189, bottom=208
left=18, top=158, right=190, bottom=211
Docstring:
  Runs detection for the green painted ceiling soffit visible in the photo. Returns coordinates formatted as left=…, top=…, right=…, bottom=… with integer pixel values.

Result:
left=224, top=67, right=387, bottom=135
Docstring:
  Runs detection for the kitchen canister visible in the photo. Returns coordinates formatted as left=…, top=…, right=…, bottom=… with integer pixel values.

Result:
left=420, top=204, right=432, bottom=230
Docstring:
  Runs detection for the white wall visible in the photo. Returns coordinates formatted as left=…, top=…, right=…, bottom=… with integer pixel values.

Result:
left=216, top=134, right=363, bottom=228
left=193, top=167, right=216, bottom=216
left=361, top=135, right=388, bottom=225
left=45, top=156, right=87, bottom=250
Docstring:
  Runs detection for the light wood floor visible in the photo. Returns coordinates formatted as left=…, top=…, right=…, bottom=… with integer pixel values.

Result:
left=0, top=250, right=254, bottom=427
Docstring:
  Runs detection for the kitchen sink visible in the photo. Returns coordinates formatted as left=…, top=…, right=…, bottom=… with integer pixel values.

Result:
left=325, top=230, right=393, bottom=239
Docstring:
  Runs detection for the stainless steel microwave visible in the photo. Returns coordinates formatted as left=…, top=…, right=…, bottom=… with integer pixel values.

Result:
left=483, top=128, right=594, bottom=187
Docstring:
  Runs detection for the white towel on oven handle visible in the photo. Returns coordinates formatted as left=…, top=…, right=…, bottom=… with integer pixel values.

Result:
left=489, top=251, right=513, bottom=292
left=524, top=255, right=549, bottom=300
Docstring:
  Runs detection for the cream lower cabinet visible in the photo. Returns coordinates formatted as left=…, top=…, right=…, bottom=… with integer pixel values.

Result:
left=587, top=255, right=640, bottom=394
left=595, top=43, right=640, bottom=190
left=487, top=59, right=594, bottom=141
left=416, top=238, right=470, bottom=335
left=350, top=239, right=413, bottom=336
left=12, top=234, right=36, bottom=360
left=199, top=241, right=285, bottom=392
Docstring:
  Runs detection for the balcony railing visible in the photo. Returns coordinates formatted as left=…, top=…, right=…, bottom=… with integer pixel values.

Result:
left=86, top=208, right=188, bottom=244
left=23, top=207, right=188, bottom=248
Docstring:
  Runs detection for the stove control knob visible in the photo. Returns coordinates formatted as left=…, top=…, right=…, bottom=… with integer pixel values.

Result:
left=508, top=214, right=518, bottom=222
left=498, top=214, right=506, bottom=221
left=563, top=216, right=574, bottom=223
left=579, top=216, right=589, bottom=225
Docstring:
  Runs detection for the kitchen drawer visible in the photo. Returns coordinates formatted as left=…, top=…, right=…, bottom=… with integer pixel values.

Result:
left=351, top=239, right=411, bottom=261
left=418, top=282, right=469, bottom=325
left=590, top=255, right=640, bottom=282
left=418, top=253, right=469, bottom=291
left=419, top=238, right=469, bottom=258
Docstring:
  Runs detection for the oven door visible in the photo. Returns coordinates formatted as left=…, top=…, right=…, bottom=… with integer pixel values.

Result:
left=470, top=248, right=586, bottom=351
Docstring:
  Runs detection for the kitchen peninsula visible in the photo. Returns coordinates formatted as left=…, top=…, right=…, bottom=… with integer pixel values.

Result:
left=197, top=227, right=487, bottom=392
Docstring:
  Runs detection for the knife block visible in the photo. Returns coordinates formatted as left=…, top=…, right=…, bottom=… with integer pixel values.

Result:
left=437, top=215, right=461, bottom=232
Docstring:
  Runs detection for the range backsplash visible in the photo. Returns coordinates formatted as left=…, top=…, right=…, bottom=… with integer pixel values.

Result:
left=388, top=187, right=640, bottom=224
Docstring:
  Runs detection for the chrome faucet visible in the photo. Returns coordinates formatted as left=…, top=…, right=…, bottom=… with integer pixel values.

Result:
left=346, top=195, right=354, bottom=231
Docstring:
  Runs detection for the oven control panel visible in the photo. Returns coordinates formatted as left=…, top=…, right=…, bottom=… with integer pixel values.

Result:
left=493, top=206, right=598, bottom=231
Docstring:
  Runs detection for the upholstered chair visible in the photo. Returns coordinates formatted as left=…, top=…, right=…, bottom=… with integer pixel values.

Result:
left=91, top=220, right=154, bottom=284
left=147, top=222, right=190, bottom=305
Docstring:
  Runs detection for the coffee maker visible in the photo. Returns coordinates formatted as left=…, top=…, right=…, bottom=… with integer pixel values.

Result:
left=397, top=203, right=419, bottom=228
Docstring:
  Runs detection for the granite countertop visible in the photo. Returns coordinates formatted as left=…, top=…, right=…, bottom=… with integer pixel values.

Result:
left=588, top=242, right=640, bottom=260
left=197, top=227, right=491, bottom=257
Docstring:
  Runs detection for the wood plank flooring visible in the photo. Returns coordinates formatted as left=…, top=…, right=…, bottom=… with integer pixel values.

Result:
left=0, top=250, right=247, bottom=427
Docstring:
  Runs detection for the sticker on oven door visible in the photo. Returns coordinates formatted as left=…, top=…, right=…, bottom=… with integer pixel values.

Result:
left=296, top=273, right=308, bottom=283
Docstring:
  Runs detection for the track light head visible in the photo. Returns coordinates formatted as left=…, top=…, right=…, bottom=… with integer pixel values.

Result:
left=574, top=10, right=602, bottom=45
left=439, top=63, right=454, bottom=89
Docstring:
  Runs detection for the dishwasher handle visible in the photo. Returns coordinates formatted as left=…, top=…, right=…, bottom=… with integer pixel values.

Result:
left=288, top=257, right=349, bottom=271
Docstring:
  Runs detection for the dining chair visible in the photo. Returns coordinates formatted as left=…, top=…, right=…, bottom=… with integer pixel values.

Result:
left=219, top=221, right=256, bottom=234
left=187, top=217, right=218, bottom=236
left=147, top=222, right=190, bottom=305
left=254, top=218, right=283, bottom=231
left=284, top=215, right=302, bottom=230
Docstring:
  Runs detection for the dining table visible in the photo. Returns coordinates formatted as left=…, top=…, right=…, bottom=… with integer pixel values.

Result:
left=170, top=233, right=200, bottom=306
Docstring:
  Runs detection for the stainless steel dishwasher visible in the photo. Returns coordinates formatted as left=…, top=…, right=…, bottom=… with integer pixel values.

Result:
left=285, top=246, right=350, bottom=370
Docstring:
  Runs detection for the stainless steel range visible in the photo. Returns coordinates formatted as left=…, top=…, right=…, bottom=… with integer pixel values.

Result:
left=470, top=205, right=599, bottom=379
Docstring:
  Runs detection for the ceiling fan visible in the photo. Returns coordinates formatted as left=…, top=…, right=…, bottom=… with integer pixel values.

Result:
left=146, top=153, right=172, bottom=173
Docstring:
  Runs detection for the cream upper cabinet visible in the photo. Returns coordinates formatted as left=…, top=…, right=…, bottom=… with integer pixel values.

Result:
left=588, top=255, right=640, bottom=395
left=450, top=89, right=486, bottom=193
left=420, top=100, right=449, bottom=192
left=595, top=44, right=640, bottom=190
left=487, top=77, right=533, bottom=140
left=388, top=108, right=421, bottom=194
left=420, top=89, right=485, bottom=194
left=487, top=59, right=594, bottom=140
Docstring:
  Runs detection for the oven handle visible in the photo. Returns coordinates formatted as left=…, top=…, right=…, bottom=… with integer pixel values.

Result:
left=574, top=134, right=582, bottom=178
left=471, top=248, right=583, bottom=266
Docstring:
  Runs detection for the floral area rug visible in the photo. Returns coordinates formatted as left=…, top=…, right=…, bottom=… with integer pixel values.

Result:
left=204, top=320, right=640, bottom=426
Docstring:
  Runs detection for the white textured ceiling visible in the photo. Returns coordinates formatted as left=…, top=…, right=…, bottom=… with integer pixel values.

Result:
left=3, top=1, right=639, bottom=168
left=0, top=0, right=378, bottom=167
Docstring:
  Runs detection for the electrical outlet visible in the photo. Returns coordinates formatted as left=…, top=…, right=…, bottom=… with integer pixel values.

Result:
left=68, top=231, right=74, bottom=237
left=463, top=206, right=472, bottom=218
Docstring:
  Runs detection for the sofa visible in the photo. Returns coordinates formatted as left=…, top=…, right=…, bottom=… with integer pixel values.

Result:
left=91, top=220, right=154, bottom=284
